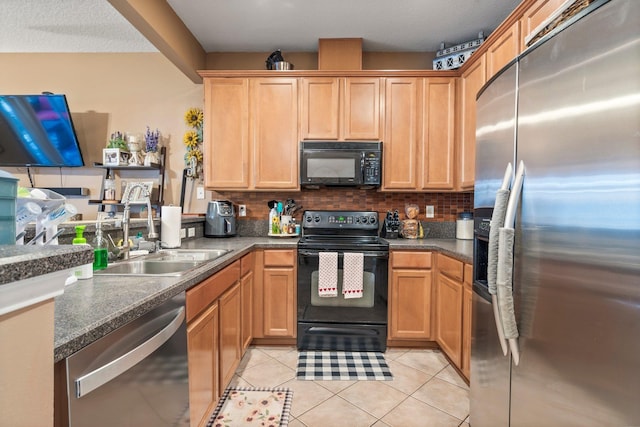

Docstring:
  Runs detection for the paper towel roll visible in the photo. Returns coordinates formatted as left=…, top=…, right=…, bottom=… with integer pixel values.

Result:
left=161, top=206, right=182, bottom=248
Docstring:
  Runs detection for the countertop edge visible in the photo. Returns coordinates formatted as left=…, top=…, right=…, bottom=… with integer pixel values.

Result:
left=53, top=237, right=472, bottom=362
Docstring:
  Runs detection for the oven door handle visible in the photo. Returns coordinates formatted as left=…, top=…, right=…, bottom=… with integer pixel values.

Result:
left=298, top=250, right=389, bottom=258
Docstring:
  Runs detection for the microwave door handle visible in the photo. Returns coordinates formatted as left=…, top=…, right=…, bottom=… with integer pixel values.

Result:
left=361, top=153, right=366, bottom=182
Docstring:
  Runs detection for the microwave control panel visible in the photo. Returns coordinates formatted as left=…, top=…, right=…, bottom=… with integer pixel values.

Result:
left=362, top=152, right=381, bottom=184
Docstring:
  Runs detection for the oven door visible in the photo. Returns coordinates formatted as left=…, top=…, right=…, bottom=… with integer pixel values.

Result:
left=297, top=248, right=388, bottom=351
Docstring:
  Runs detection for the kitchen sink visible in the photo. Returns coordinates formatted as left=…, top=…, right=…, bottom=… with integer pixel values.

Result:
left=94, top=260, right=201, bottom=277
left=151, top=249, right=231, bottom=262
left=94, top=249, right=232, bottom=276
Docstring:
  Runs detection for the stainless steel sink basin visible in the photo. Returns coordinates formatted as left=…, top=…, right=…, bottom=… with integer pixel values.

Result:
left=94, top=249, right=232, bottom=276
left=95, top=260, right=201, bottom=277
left=152, top=249, right=231, bottom=262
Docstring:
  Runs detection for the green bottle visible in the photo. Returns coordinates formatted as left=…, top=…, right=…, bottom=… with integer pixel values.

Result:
left=92, top=220, right=109, bottom=271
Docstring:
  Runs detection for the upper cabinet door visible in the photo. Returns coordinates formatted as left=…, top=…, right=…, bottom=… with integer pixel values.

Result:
left=382, top=77, right=420, bottom=190
left=250, top=78, right=299, bottom=189
left=204, top=78, right=250, bottom=189
left=343, top=77, right=382, bottom=140
left=300, top=78, right=340, bottom=140
left=520, top=0, right=566, bottom=51
left=458, top=54, right=487, bottom=191
left=486, top=21, right=521, bottom=80
left=421, top=77, right=456, bottom=190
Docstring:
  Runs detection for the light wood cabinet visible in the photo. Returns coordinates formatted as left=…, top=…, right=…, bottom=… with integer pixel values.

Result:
left=389, top=251, right=433, bottom=339
left=186, top=260, right=240, bottom=426
left=383, top=78, right=420, bottom=190
left=435, top=253, right=464, bottom=367
left=462, top=263, right=473, bottom=379
left=457, top=54, right=487, bottom=190
left=421, top=77, right=456, bottom=190
left=204, top=78, right=250, bottom=189
left=204, top=77, right=298, bottom=190
left=520, top=0, right=566, bottom=50
left=250, top=78, right=299, bottom=189
left=487, top=21, right=521, bottom=80
left=187, top=303, right=219, bottom=427
left=240, top=253, right=254, bottom=354
left=300, top=77, right=381, bottom=141
left=262, top=250, right=296, bottom=337
left=219, top=282, right=241, bottom=391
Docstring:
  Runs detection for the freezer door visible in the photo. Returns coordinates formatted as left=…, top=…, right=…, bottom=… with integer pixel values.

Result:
left=474, top=61, right=518, bottom=210
left=470, top=284, right=510, bottom=427
left=512, top=0, right=640, bottom=425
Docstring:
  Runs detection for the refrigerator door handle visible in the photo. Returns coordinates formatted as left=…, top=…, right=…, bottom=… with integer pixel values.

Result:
left=497, top=160, right=525, bottom=365
left=488, top=163, right=513, bottom=356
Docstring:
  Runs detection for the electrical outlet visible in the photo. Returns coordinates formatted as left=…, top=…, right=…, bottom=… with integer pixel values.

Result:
left=196, top=186, right=205, bottom=200
left=188, top=227, right=195, bottom=237
left=180, top=228, right=186, bottom=238
left=426, top=205, right=435, bottom=218
left=238, top=204, right=247, bottom=217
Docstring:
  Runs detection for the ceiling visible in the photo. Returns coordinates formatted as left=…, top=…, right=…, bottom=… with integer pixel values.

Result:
left=1, top=0, right=521, bottom=54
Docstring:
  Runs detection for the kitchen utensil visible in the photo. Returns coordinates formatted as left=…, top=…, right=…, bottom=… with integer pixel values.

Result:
left=267, top=200, right=278, bottom=209
left=277, top=202, right=283, bottom=214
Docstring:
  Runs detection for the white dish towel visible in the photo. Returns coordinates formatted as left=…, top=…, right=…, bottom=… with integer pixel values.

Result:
left=318, top=252, right=338, bottom=297
left=343, top=252, right=364, bottom=299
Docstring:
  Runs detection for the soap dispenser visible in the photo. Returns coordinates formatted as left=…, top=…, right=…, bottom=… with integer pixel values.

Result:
left=72, top=225, right=93, bottom=279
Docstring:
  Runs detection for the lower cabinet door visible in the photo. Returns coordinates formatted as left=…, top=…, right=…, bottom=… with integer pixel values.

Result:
left=390, top=269, right=433, bottom=339
left=241, top=270, right=254, bottom=353
left=187, top=303, right=219, bottom=427
left=263, top=267, right=295, bottom=337
left=219, top=282, right=242, bottom=391
left=436, top=274, right=463, bottom=366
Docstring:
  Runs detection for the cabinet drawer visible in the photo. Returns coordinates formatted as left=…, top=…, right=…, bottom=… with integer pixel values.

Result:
left=392, top=251, right=432, bottom=269
left=186, top=260, right=240, bottom=322
left=438, top=254, right=463, bottom=282
left=263, top=249, right=295, bottom=267
left=241, top=252, right=255, bottom=276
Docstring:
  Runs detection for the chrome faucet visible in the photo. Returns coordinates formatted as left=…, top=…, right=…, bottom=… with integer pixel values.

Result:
left=121, top=183, right=159, bottom=260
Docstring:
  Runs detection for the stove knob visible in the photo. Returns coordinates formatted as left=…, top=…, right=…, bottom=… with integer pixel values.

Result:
left=360, top=216, right=367, bottom=224
left=314, top=215, right=321, bottom=223
left=305, top=214, right=312, bottom=223
left=355, top=217, right=361, bottom=224
left=368, top=216, right=377, bottom=225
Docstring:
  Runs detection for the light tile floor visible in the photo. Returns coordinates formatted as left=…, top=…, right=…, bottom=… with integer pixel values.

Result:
left=228, top=346, right=470, bottom=427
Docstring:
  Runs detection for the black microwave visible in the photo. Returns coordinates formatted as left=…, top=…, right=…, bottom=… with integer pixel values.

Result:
left=299, top=141, right=382, bottom=188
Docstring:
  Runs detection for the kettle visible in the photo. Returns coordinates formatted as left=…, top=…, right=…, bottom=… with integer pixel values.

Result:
left=205, top=200, right=236, bottom=237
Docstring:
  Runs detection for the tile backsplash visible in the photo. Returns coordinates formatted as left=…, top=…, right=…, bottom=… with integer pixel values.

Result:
left=214, top=189, right=473, bottom=222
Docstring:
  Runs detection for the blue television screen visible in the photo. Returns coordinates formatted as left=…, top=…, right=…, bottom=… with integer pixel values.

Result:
left=0, top=94, right=84, bottom=167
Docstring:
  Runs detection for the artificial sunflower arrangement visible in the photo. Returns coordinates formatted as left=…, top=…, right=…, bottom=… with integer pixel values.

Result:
left=183, top=107, right=204, bottom=179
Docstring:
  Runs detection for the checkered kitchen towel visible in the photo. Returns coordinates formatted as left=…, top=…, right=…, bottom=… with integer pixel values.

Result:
left=342, top=252, right=364, bottom=298
left=296, top=351, right=393, bottom=381
left=318, top=252, right=338, bottom=297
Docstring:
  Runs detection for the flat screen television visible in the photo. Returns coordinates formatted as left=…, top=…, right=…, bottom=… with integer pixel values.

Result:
left=0, top=94, right=84, bottom=167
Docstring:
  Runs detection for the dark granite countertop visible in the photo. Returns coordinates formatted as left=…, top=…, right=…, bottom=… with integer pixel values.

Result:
left=53, top=236, right=472, bottom=362
left=0, top=245, right=94, bottom=286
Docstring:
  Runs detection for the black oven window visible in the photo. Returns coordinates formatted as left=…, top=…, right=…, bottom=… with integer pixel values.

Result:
left=307, top=158, right=355, bottom=178
left=309, top=270, right=375, bottom=308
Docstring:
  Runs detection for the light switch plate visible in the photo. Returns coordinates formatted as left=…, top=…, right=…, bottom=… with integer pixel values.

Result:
left=180, top=228, right=186, bottom=238
left=188, top=227, right=195, bottom=237
left=196, top=186, right=205, bottom=200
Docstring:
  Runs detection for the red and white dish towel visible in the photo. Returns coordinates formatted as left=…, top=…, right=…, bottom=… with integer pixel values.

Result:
left=343, top=252, right=364, bottom=299
left=318, top=252, right=338, bottom=297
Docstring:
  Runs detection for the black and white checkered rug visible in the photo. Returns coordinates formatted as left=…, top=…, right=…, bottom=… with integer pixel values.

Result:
left=296, top=351, right=393, bottom=381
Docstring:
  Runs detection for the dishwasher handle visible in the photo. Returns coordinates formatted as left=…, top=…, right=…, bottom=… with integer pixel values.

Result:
left=75, top=306, right=185, bottom=398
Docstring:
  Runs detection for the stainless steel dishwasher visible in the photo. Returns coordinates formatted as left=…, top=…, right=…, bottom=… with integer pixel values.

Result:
left=65, top=292, right=189, bottom=426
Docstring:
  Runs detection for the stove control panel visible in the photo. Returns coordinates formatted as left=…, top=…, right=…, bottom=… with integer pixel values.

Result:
left=302, top=210, right=378, bottom=230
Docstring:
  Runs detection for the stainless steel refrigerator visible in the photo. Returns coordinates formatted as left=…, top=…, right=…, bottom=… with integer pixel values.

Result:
left=470, top=0, right=640, bottom=425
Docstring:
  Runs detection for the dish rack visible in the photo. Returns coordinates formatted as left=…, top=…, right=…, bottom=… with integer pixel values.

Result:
left=16, top=189, right=77, bottom=245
